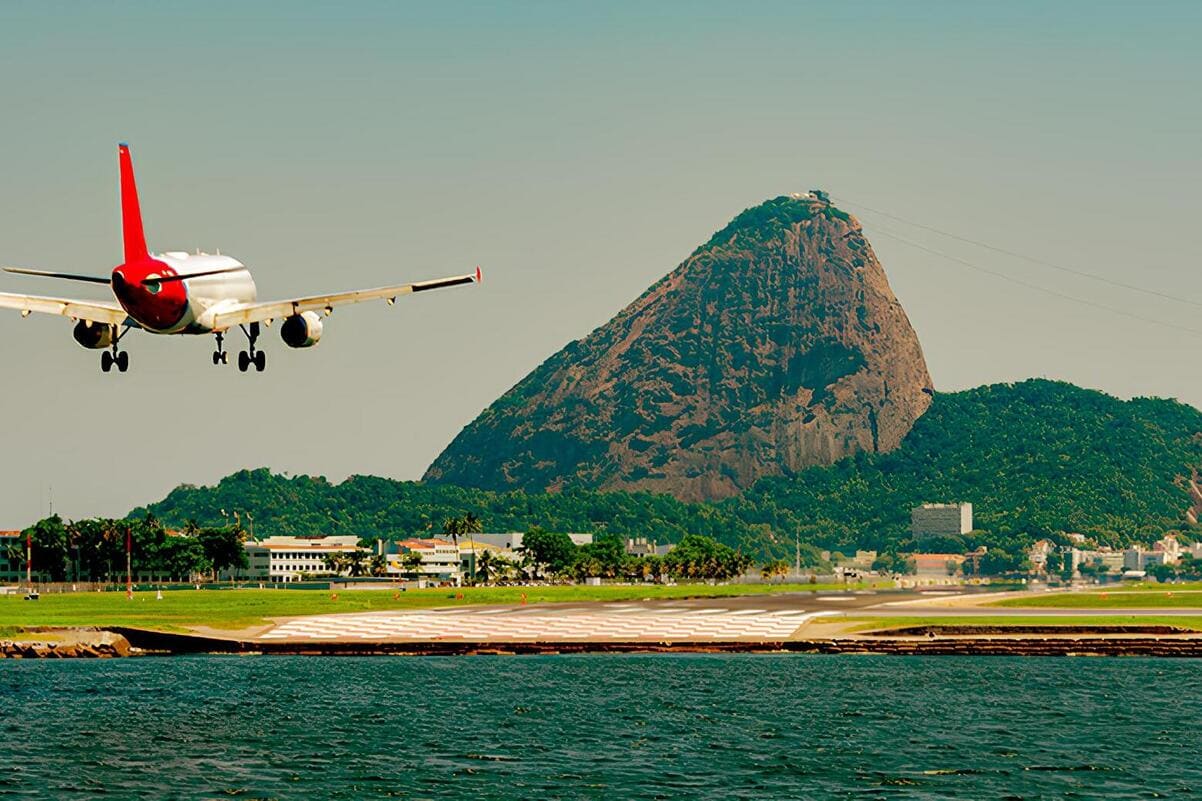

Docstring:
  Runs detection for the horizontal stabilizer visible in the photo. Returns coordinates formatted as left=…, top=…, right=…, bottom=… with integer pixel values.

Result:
left=3, top=267, right=112, bottom=285
left=141, top=266, right=247, bottom=287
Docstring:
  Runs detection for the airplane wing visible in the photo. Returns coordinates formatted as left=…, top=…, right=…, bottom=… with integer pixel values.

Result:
left=209, top=267, right=481, bottom=330
left=0, top=291, right=129, bottom=325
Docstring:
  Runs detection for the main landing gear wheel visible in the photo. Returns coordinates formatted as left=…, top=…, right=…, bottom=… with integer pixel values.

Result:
left=237, top=322, right=265, bottom=374
left=101, top=324, right=131, bottom=374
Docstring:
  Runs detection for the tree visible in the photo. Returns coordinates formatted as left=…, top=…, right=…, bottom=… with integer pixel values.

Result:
left=662, top=534, right=749, bottom=581
left=197, top=525, right=248, bottom=579
left=574, top=534, right=626, bottom=579
left=519, top=527, right=578, bottom=578
left=399, top=551, right=425, bottom=578
left=872, top=552, right=916, bottom=576
left=760, top=559, right=790, bottom=583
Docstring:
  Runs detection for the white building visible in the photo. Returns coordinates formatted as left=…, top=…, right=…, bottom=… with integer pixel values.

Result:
left=471, top=532, right=594, bottom=552
left=911, top=503, right=973, bottom=539
left=383, top=538, right=463, bottom=583
left=241, top=535, right=366, bottom=583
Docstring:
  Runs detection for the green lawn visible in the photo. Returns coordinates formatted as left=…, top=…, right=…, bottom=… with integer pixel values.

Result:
left=843, top=615, right=1202, bottom=633
left=0, top=581, right=888, bottom=635
left=992, top=588, right=1202, bottom=609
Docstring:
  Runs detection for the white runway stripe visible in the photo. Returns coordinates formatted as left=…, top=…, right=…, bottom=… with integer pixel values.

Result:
left=260, top=607, right=827, bottom=642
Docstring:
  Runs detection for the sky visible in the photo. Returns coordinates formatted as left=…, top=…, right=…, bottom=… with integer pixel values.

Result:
left=0, top=1, right=1199, bottom=526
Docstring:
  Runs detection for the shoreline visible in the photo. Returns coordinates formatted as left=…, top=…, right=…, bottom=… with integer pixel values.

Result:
left=99, top=626, right=1202, bottom=658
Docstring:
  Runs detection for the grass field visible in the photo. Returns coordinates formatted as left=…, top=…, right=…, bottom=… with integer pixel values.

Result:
left=992, top=588, right=1202, bottom=610
left=0, top=581, right=888, bottom=636
left=842, top=615, right=1202, bottom=633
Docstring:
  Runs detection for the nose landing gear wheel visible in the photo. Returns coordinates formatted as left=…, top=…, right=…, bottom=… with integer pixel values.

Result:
left=238, top=351, right=250, bottom=373
left=212, top=332, right=228, bottom=366
left=101, top=351, right=113, bottom=373
left=116, top=351, right=129, bottom=373
left=254, top=351, right=266, bottom=372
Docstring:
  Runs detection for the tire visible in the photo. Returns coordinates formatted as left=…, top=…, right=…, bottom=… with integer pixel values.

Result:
left=212, top=351, right=220, bottom=365
left=254, top=350, right=266, bottom=372
left=220, top=351, right=229, bottom=365
left=116, top=351, right=129, bottom=373
left=238, top=351, right=250, bottom=372
left=101, top=352, right=113, bottom=373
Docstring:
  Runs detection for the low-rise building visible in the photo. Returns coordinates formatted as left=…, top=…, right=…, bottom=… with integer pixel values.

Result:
left=0, top=531, right=24, bottom=583
left=241, top=535, right=365, bottom=583
left=382, top=538, right=462, bottom=583
left=472, top=532, right=595, bottom=552
left=625, top=537, right=673, bottom=557
left=1028, top=540, right=1055, bottom=572
left=912, top=553, right=966, bottom=578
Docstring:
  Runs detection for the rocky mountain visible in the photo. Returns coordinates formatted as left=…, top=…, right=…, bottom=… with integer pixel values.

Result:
left=424, top=193, right=934, bottom=501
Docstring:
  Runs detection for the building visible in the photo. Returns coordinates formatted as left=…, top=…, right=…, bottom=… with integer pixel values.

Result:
left=911, top=553, right=966, bottom=578
left=0, top=531, right=24, bottom=584
left=850, top=550, right=878, bottom=570
left=471, top=532, right=594, bottom=552
left=382, top=538, right=463, bottom=583
left=625, top=538, right=673, bottom=557
left=911, top=503, right=973, bottom=540
left=240, top=535, right=366, bottom=583
left=1027, top=540, right=1055, bottom=572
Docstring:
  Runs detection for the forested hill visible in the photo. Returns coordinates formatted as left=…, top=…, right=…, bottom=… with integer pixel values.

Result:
left=131, top=470, right=763, bottom=550
left=132, top=381, right=1202, bottom=556
left=724, top=380, right=1202, bottom=550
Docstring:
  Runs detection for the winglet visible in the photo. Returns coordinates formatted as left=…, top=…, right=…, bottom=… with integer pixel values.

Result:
left=118, top=143, right=148, bottom=262
left=475, top=266, right=482, bottom=283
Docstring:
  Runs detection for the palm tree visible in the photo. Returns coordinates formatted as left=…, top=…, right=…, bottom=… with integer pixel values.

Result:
left=476, top=549, right=495, bottom=585
left=400, top=551, right=424, bottom=579
left=322, top=552, right=346, bottom=575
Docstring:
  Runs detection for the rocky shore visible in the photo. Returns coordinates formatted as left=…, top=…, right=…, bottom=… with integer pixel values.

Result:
left=0, top=630, right=131, bottom=659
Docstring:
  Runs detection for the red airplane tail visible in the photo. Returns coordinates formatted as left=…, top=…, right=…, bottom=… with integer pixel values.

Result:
left=118, top=143, right=148, bottom=262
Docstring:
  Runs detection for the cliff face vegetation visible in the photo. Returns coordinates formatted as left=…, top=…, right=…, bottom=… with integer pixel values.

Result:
left=424, top=195, right=934, bottom=501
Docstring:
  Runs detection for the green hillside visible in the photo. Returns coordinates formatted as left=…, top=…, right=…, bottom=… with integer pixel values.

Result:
left=727, top=379, right=1202, bottom=550
left=132, top=380, right=1202, bottom=556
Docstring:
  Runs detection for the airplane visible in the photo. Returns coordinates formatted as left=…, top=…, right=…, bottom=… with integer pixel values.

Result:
left=0, top=144, right=480, bottom=373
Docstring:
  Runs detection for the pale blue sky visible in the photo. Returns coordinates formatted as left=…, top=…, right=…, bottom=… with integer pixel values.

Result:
left=0, top=2, right=1199, bottom=525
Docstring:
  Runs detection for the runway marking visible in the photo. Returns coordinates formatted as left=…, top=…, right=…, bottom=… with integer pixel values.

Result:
left=261, top=606, right=820, bottom=642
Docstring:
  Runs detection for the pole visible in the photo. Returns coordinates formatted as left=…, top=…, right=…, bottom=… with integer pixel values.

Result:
left=125, top=528, right=133, bottom=600
left=794, top=529, right=800, bottom=578
left=26, top=531, right=32, bottom=588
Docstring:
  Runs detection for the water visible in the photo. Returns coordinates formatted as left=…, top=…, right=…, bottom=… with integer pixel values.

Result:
left=0, top=654, right=1198, bottom=800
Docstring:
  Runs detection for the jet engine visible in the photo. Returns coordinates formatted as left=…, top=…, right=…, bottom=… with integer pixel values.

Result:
left=72, top=320, right=114, bottom=350
left=280, top=311, right=323, bottom=348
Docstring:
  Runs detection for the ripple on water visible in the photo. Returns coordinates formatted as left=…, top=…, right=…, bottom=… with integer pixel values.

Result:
left=2, top=654, right=1202, bottom=799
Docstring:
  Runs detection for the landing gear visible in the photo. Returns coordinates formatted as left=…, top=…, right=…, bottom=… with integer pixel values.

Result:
left=100, top=326, right=130, bottom=373
left=212, top=332, right=228, bottom=365
left=237, top=322, right=266, bottom=373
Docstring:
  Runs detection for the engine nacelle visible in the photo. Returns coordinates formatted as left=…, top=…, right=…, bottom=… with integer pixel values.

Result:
left=72, top=320, right=114, bottom=350
left=280, top=311, right=323, bottom=348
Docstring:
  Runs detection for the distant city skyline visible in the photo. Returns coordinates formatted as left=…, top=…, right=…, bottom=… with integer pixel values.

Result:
left=0, top=1, right=1199, bottom=526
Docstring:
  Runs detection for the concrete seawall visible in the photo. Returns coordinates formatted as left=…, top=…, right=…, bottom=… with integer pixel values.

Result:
left=110, top=627, right=1202, bottom=658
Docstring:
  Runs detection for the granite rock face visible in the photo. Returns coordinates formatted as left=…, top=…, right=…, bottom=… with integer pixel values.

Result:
left=425, top=194, right=934, bottom=501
